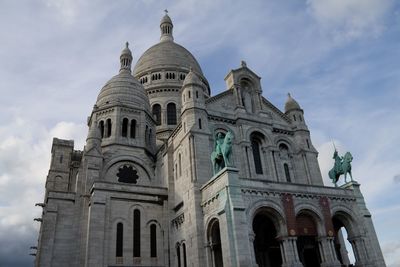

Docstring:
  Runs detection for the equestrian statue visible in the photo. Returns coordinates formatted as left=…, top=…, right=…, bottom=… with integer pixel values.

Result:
left=211, top=131, right=234, bottom=175
left=328, top=148, right=353, bottom=187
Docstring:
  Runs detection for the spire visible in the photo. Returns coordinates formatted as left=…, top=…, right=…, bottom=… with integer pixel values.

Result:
left=160, top=10, right=174, bottom=42
left=120, top=42, right=132, bottom=72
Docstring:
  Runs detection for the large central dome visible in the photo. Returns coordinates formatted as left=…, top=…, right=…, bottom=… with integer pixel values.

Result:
left=133, top=41, right=203, bottom=77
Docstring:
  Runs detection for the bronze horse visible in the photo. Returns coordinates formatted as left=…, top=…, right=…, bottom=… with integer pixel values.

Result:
left=328, top=151, right=353, bottom=187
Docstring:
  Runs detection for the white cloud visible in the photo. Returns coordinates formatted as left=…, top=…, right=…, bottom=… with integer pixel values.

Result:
left=307, top=0, right=394, bottom=41
left=0, top=116, right=86, bottom=265
left=383, top=241, right=400, bottom=267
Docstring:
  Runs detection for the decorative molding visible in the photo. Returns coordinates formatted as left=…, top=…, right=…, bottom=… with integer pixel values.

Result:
left=171, top=213, right=185, bottom=229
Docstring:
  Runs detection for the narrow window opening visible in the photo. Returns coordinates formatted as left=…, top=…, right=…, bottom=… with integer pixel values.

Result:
left=182, top=243, right=187, bottom=267
left=176, top=244, right=181, bottom=267
left=150, top=224, right=157, bottom=257
left=116, top=223, right=123, bottom=257
left=152, top=104, right=161, bottom=126
left=306, top=139, right=310, bottom=149
left=130, top=120, right=136, bottom=138
left=59, top=155, right=63, bottom=164
left=198, top=118, right=202, bottom=129
left=284, top=163, right=291, bottom=182
left=196, top=91, right=199, bottom=98
left=167, top=103, right=177, bottom=125
left=133, top=209, right=140, bottom=257
left=106, top=119, right=112, bottom=138
left=293, top=115, right=297, bottom=121
left=299, top=115, right=303, bottom=122
left=122, top=118, right=128, bottom=137
left=99, top=121, right=104, bottom=138
left=188, top=91, right=191, bottom=99
left=179, top=153, right=182, bottom=177
left=251, top=138, right=263, bottom=174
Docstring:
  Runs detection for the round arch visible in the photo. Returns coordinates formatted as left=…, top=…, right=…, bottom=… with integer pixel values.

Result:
left=295, top=204, right=326, bottom=236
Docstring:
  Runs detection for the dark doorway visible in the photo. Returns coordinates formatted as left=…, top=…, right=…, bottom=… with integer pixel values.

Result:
left=209, top=220, right=223, bottom=267
left=253, top=213, right=282, bottom=267
left=296, top=213, right=320, bottom=267
left=297, top=236, right=320, bottom=267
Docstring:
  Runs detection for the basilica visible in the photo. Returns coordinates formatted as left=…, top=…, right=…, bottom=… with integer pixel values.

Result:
left=34, top=13, right=386, bottom=267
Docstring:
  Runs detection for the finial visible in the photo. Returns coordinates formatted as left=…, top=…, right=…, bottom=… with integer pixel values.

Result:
left=164, top=9, right=168, bottom=14
left=125, top=42, right=129, bottom=48
left=241, top=60, right=247, bottom=67
left=288, top=93, right=291, bottom=98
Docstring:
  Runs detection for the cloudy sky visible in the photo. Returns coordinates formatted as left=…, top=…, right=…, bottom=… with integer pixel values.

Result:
left=0, top=0, right=399, bottom=266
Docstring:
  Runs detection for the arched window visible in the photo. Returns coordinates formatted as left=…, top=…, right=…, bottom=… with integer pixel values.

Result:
left=122, top=118, right=128, bottom=137
left=251, top=133, right=263, bottom=174
left=196, top=91, right=199, bottom=98
left=116, top=223, right=123, bottom=257
left=178, top=153, right=182, bottom=177
left=182, top=243, right=187, bottom=267
left=99, top=121, right=104, bottom=138
left=284, top=163, right=291, bottom=182
left=130, top=120, right=136, bottom=138
left=133, top=209, right=140, bottom=257
left=198, top=118, right=202, bottom=129
left=167, top=103, right=177, bottom=125
left=150, top=224, right=157, bottom=257
left=106, top=119, right=112, bottom=137
left=176, top=243, right=181, bottom=267
left=145, top=125, right=148, bottom=144
left=152, top=104, right=161, bottom=125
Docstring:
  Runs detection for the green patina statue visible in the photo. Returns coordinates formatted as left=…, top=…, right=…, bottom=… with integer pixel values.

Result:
left=328, top=149, right=353, bottom=187
left=211, top=131, right=234, bottom=175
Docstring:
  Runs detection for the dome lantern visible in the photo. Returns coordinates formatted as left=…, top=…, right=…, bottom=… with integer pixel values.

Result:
left=160, top=10, right=174, bottom=42
left=120, top=42, right=132, bottom=72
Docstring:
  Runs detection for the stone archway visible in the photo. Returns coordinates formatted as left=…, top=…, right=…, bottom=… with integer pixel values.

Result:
left=253, top=212, right=282, bottom=267
left=332, top=214, right=357, bottom=266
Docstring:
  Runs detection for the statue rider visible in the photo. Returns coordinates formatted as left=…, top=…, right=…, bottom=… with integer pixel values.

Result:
left=215, top=133, right=225, bottom=164
left=333, top=150, right=342, bottom=174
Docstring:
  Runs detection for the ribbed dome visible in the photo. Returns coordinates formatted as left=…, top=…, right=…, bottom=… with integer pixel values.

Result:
left=133, top=41, right=203, bottom=77
left=96, top=71, right=150, bottom=110
left=284, top=93, right=301, bottom=112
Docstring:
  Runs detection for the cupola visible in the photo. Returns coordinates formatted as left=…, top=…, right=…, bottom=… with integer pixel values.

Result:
left=160, top=10, right=173, bottom=42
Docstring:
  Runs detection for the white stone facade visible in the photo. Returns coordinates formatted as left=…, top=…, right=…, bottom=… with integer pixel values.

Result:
left=34, top=14, right=386, bottom=267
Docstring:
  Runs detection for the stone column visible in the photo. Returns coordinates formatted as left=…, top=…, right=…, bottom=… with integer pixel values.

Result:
left=318, top=236, right=341, bottom=267
left=248, top=232, right=258, bottom=267
left=280, top=237, right=303, bottom=267
left=348, top=236, right=369, bottom=267
left=337, top=229, right=351, bottom=266
left=85, top=200, right=106, bottom=267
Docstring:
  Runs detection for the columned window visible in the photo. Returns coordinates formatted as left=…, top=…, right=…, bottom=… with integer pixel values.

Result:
left=284, top=163, right=291, bottom=182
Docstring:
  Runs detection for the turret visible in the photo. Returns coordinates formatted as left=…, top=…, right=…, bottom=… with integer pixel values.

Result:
left=181, top=68, right=207, bottom=132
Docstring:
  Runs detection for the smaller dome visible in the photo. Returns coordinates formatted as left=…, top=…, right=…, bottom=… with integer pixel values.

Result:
left=284, top=93, right=301, bottom=112
left=182, top=68, right=203, bottom=88
left=96, top=71, right=150, bottom=111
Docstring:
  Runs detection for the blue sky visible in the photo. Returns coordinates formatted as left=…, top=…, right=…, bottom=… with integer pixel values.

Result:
left=0, top=0, right=399, bottom=266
